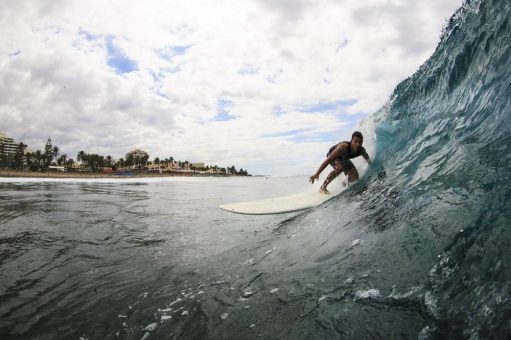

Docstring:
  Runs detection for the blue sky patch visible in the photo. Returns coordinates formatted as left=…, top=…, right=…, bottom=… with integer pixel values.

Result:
left=214, top=99, right=237, bottom=121
left=262, top=128, right=313, bottom=138
left=157, top=45, right=191, bottom=61
left=298, top=99, right=357, bottom=113
left=106, top=36, right=138, bottom=74
left=261, top=128, right=341, bottom=144
left=339, top=112, right=368, bottom=124
left=149, top=71, right=170, bottom=99
left=80, top=29, right=101, bottom=41
left=287, top=131, right=337, bottom=144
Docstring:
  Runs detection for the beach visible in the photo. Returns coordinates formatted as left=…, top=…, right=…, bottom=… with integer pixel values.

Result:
left=0, top=169, right=232, bottom=179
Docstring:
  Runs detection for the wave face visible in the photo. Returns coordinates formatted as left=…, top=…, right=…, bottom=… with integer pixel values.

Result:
left=174, top=0, right=511, bottom=339
left=353, top=0, right=511, bottom=337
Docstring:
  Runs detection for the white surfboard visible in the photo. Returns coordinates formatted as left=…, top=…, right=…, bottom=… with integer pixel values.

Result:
left=219, top=184, right=346, bottom=215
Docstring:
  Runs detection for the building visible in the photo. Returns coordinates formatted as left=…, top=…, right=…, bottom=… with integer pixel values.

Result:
left=147, top=160, right=181, bottom=172
left=0, top=133, right=19, bottom=168
left=124, top=148, right=149, bottom=169
left=190, top=162, right=205, bottom=171
left=0, top=133, right=18, bottom=156
left=126, top=148, right=149, bottom=160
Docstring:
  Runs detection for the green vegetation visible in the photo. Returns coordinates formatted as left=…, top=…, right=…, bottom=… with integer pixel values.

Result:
left=1, top=137, right=251, bottom=176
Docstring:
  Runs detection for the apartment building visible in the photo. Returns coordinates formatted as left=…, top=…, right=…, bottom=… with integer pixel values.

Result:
left=0, top=133, right=18, bottom=156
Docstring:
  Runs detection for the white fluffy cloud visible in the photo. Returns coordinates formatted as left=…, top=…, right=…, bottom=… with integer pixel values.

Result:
left=0, top=0, right=462, bottom=175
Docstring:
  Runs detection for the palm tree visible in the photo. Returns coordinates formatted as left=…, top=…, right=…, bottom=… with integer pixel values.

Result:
left=35, top=150, right=43, bottom=170
left=52, top=146, right=59, bottom=165
left=66, top=158, right=75, bottom=169
left=126, top=154, right=134, bottom=168
left=77, top=150, right=85, bottom=163
left=142, top=154, right=149, bottom=170
left=15, top=142, right=27, bottom=170
left=57, top=154, right=67, bottom=166
left=117, top=158, right=125, bottom=170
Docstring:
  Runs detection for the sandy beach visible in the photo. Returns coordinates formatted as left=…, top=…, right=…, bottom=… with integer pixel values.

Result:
left=0, top=169, right=231, bottom=179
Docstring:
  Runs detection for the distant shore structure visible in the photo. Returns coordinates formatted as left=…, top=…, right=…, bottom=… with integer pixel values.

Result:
left=0, top=134, right=251, bottom=176
left=0, top=133, right=17, bottom=157
left=126, top=148, right=149, bottom=160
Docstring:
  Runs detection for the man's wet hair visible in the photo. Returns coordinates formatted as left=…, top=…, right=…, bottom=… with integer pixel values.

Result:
left=352, top=131, right=363, bottom=141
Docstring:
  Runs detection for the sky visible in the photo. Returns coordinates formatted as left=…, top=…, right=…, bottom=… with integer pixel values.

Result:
left=0, top=0, right=463, bottom=175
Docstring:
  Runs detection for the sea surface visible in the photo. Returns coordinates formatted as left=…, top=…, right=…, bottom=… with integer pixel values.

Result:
left=2, top=0, right=511, bottom=338
left=0, top=175, right=322, bottom=339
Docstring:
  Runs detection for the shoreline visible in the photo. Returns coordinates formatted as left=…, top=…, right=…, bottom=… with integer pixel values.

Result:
left=0, top=170, right=237, bottom=179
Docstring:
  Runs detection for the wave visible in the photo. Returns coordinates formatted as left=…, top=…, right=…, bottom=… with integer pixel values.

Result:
left=186, top=0, right=511, bottom=338
left=336, top=0, right=511, bottom=337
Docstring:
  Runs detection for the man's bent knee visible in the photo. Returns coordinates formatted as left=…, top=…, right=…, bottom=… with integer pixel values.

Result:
left=346, top=168, right=359, bottom=183
left=348, top=173, right=359, bottom=183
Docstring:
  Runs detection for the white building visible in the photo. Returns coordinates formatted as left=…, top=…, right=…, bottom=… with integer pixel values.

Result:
left=0, top=133, right=18, bottom=156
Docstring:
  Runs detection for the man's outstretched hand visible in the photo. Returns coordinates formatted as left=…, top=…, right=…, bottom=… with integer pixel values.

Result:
left=309, top=174, right=319, bottom=183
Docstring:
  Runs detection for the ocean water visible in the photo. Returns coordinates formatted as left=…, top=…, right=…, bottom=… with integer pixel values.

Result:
left=0, top=176, right=322, bottom=339
left=2, top=0, right=511, bottom=338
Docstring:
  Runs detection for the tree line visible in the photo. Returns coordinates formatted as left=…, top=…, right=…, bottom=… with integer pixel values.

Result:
left=1, top=139, right=250, bottom=175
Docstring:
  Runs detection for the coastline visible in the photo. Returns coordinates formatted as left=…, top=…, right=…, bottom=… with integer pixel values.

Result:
left=0, top=169, right=234, bottom=179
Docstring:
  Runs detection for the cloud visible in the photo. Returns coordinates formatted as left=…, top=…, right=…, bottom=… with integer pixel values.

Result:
left=0, top=0, right=463, bottom=175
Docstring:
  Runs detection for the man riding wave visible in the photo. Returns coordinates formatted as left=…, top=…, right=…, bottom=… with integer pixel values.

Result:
left=309, top=131, right=371, bottom=194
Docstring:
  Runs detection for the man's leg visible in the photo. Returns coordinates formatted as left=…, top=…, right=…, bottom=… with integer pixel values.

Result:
left=320, top=159, right=343, bottom=194
left=344, top=163, right=359, bottom=184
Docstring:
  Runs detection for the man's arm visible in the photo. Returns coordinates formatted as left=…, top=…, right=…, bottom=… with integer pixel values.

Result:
left=362, top=148, right=372, bottom=165
left=309, top=143, right=347, bottom=183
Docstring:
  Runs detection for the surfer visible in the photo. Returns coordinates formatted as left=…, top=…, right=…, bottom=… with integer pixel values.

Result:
left=309, top=131, right=371, bottom=194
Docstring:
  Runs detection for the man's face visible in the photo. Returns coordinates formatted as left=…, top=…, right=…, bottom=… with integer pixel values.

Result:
left=351, top=136, right=362, bottom=152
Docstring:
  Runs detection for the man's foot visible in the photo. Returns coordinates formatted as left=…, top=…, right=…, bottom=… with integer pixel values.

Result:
left=319, top=187, right=330, bottom=195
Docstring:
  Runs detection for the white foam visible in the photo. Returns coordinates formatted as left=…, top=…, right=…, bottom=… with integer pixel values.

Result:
left=144, top=323, right=158, bottom=332
left=351, top=239, right=361, bottom=247
left=270, top=288, right=279, bottom=294
left=243, top=291, right=255, bottom=298
left=424, top=291, right=439, bottom=318
left=220, top=313, right=229, bottom=320
left=354, top=289, right=380, bottom=299
left=169, top=297, right=182, bottom=306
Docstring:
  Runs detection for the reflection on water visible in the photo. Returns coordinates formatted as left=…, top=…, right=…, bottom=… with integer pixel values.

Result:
left=0, top=176, right=312, bottom=339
